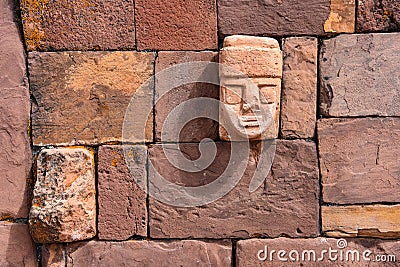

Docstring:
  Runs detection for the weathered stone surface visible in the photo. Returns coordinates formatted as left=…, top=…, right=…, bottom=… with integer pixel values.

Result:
left=98, top=145, right=147, bottom=240
left=0, top=222, right=37, bottom=266
left=320, top=33, right=400, bottom=117
left=281, top=37, right=317, bottom=139
left=30, top=51, right=154, bottom=145
left=322, top=205, right=400, bottom=238
left=357, top=0, right=400, bottom=32
left=219, top=36, right=282, bottom=141
left=218, top=0, right=330, bottom=37
left=29, top=148, right=96, bottom=243
left=318, top=118, right=400, bottom=204
left=149, top=140, right=319, bottom=238
left=135, top=0, right=217, bottom=50
left=42, top=244, right=65, bottom=267
left=324, top=0, right=355, bottom=33
left=67, top=240, right=231, bottom=266
left=237, top=237, right=400, bottom=266
left=0, top=0, right=31, bottom=219
left=21, top=0, right=135, bottom=51
left=155, top=51, right=219, bottom=142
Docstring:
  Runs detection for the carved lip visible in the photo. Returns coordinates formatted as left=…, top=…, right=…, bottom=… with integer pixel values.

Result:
left=239, top=115, right=262, bottom=127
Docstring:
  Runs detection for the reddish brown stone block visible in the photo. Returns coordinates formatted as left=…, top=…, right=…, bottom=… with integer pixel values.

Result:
left=29, top=148, right=96, bottom=243
left=149, top=140, right=319, bottom=238
left=98, top=145, right=147, bottom=240
left=21, top=0, right=135, bottom=51
left=357, top=0, right=400, bottom=32
left=320, top=33, right=400, bottom=117
left=0, top=0, right=31, bottom=219
left=135, top=0, right=218, bottom=50
left=322, top=205, right=400, bottom=238
left=0, top=222, right=37, bottom=266
left=155, top=51, right=219, bottom=142
left=29, top=51, right=154, bottom=145
left=66, top=240, right=231, bottom=266
left=218, top=0, right=330, bottom=37
left=281, top=37, right=318, bottom=139
left=237, top=237, right=400, bottom=266
left=318, top=118, right=400, bottom=204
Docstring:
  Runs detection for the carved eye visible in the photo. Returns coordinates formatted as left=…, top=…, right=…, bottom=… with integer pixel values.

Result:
left=258, top=85, right=276, bottom=104
left=224, top=85, right=243, bottom=105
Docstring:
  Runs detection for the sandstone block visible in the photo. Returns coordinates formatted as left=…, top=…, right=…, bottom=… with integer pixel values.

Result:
left=318, top=118, right=400, bottom=204
left=66, top=240, right=231, bottom=266
left=29, top=148, right=96, bottom=243
left=155, top=51, right=219, bottom=142
left=30, top=51, right=154, bottom=145
left=0, top=0, right=31, bottom=219
left=0, top=222, right=37, bottom=266
left=324, top=0, right=355, bottom=33
left=42, top=244, right=65, bottom=267
left=320, top=33, right=400, bottom=117
left=322, top=205, right=400, bottom=238
left=281, top=37, right=317, bottom=139
left=149, top=140, right=319, bottom=238
left=218, top=0, right=330, bottom=37
left=135, top=0, right=217, bottom=50
left=237, top=237, right=400, bottom=266
left=21, top=0, right=135, bottom=51
left=357, top=0, right=400, bottom=32
left=98, top=145, right=147, bottom=240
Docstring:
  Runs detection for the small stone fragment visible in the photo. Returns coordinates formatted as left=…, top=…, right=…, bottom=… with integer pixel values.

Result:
left=42, top=244, right=65, bottom=267
left=29, top=148, right=96, bottom=243
left=324, top=0, right=355, bottom=33
left=322, top=205, right=400, bottom=238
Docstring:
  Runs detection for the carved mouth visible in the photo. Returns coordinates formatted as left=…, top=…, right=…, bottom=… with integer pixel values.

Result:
left=239, top=115, right=263, bottom=127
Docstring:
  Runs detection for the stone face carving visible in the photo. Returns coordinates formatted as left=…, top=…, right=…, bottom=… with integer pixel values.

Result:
left=219, top=35, right=282, bottom=141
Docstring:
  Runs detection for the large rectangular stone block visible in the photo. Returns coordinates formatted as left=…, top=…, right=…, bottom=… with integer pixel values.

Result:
left=0, top=0, right=31, bottom=219
left=149, top=140, right=319, bottom=238
left=218, top=0, right=330, bottom=36
left=322, top=205, right=400, bottom=238
left=66, top=240, right=231, bottom=266
left=29, top=148, right=96, bottom=243
left=21, top=0, right=135, bottom=51
left=281, top=37, right=318, bottom=139
left=318, top=118, right=400, bottom=204
left=30, top=51, right=154, bottom=145
left=98, top=145, right=147, bottom=240
left=135, top=0, right=218, bottom=50
left=320, top=33, right=400, bottom=117
left=237, top=237, right=400, bottom=266
left=155, top=51, right=219, bottom=142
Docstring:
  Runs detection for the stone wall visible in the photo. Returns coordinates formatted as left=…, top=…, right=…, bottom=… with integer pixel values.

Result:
left=1, top=0, right=400, bottom=266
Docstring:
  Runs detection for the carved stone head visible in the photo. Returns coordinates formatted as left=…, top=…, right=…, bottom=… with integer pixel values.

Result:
left=219, top=35, right=282, bottom=141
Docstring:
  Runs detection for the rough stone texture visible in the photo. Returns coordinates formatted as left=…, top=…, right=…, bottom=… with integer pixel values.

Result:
left=135, top=0, right=217, bottom=50
left=42, top=244, right=65, bottom=267
left=0, top=222, right=37, bottom=266
left=357, top=0, right=400, bottom=32
left=281, top=37, right=317, bottom=139
left=237, top=237, right=400, bottom=266
left=66, top=240, right=231, bottom=266
left=324, top=0, right=355, bottom=33
left=322, top=205, right=400, bottom=238
left=0, top=0, right=31, bottom=219
left=21, top=0, right=135, bottom=51
left=219, top=36, right=282, bottom=141
left=320, top=33, right=400, bottom=117
left=30, top=51, right=154, bottom=145
left=149, top=140, right=319, bottom=238
left=98, top=145, right=147, bottom=240
left=29, top=148, right=96, bottom=243
left=318, top=118, right=400, bottom=204
left=218, top=0, right=330, bottom=37
left=155, top=51, right=219, bottom=142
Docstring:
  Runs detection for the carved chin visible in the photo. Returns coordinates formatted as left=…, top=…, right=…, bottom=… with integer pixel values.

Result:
left=244, top=126, right=262, bottom=139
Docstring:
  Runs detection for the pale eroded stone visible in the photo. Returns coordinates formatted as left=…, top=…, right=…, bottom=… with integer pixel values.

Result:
left=324, top=0, right=355, bottom=33
left=29, top=148, right=96, bottom=243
